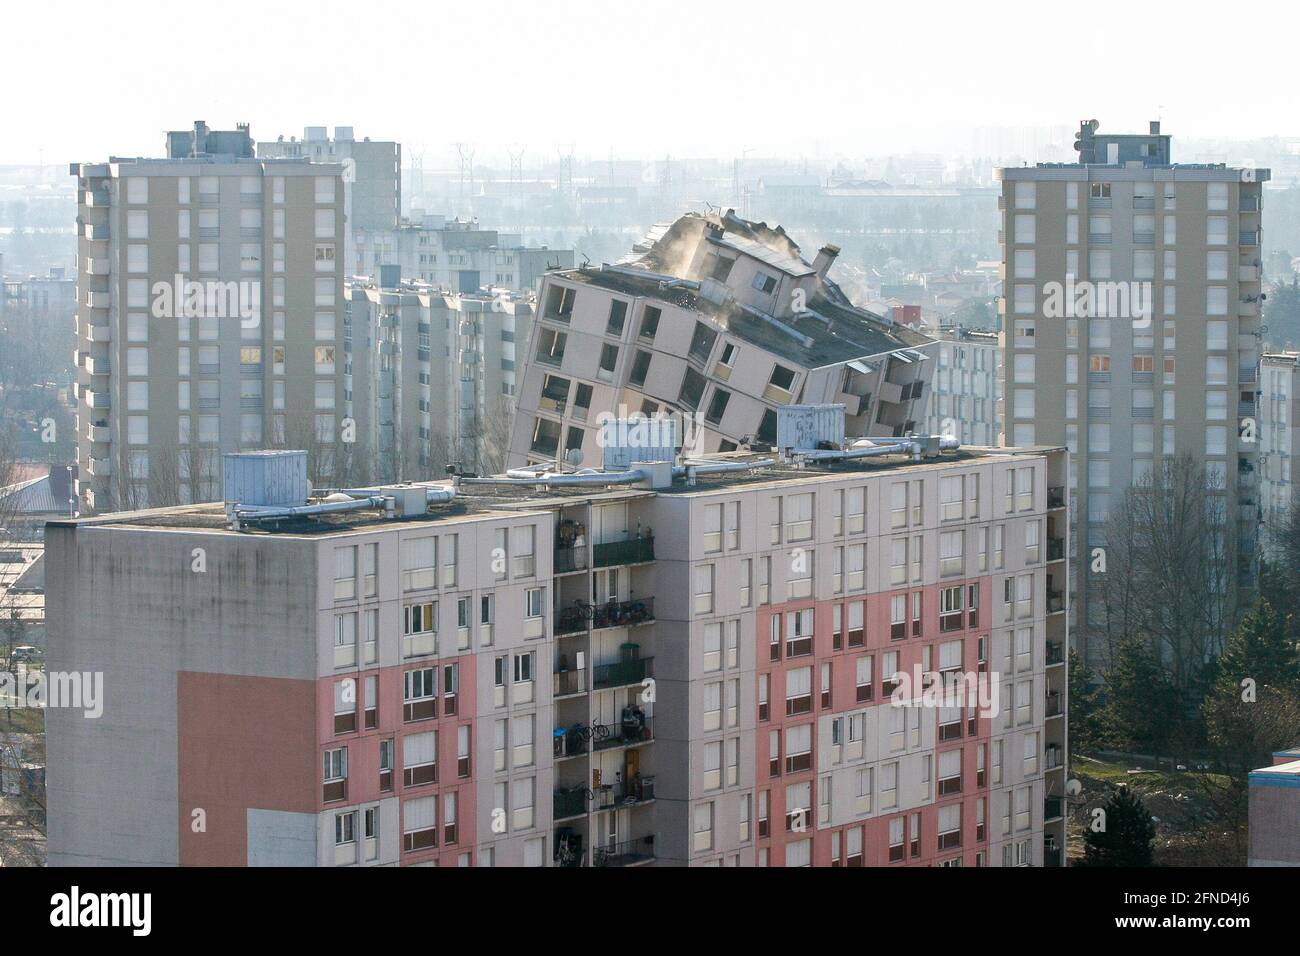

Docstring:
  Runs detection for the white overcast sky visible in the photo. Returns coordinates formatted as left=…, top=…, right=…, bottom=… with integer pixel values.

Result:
left=6, top=0, right=1296, bottom=167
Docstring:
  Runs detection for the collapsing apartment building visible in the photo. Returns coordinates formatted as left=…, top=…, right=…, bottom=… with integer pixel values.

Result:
left=508, top=211, right=936, bottom=469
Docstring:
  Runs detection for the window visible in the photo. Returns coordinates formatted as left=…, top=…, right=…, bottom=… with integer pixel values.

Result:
left=606, top=299, right=628, bottom=336
left=403, top=732, right=437, bottom=786
left=638, top=306, right=661, bottom=341
left=403, top=668, right=437, bottom=721
left=323, top=747, right=347, bottom=802
left=403, top=795, right=438, bottom=852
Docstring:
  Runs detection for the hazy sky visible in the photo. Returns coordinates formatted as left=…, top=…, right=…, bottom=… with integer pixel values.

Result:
left=6, top=0, right=1296, bottom=168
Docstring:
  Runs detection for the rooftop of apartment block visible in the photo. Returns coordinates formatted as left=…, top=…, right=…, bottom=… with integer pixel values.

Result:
left=554, top=210, right=932, bottom=369
left=71, top=121, right=346, bottom=174
left=999, top=119, right=1269, bottom=179
left=48, top=444, right=1060, bottom=539
left=344, top=274, right=536, bottom=306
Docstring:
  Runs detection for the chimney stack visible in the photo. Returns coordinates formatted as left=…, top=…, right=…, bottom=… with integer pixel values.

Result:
left=812, top=243, right=840, bottom=280
left=1150, top=120, right=1161, bottom=135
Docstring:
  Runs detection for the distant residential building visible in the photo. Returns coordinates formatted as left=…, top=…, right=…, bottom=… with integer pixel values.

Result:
left=1, top=267, right=75, bottom=317
left=509, top=210, right=936, bottom=469
left=1248, top=749, right=1300, bottom=866
left=257, top=126, right=401, bottom=232
left=354, top=213, right=573, bottom=295
left=70, top=121, right=350, bottom=511
left=926, top=328, right=1003, bottom=446
left=257, top=126, right=401, bottom=280
left=344, top=271, right=532, bottom=479
left=1259, top=352, right=1299, bottom=553
left=999, top=119, right=1269, bottom=664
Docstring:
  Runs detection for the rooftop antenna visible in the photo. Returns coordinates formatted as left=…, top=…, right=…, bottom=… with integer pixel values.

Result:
left=454, top=143, right=475, bottom=217
left=508, top=145, right=525, bottom=233
left=556, top=144, right=575, bottom=205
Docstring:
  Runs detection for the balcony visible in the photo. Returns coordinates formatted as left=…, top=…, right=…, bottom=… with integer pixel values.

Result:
left=1046, top=691, right=1063, bottom=718
left=592, top=774, right=656, bottom=810
left=555, top=604, right=590, bottom=637
left=87, top=456, right=111, bottom=477
left=85, top=422, right=110, bottom=444
left=85, top=356, right=111, bottom=376
left=1239, top=265, right=1260, bottom=282
left=593, top=536, right=654, bottom=568
left=593, top=713, right=653, bottom=752
left=1045, top=847, right=1063, bottom=867
left=553, top=726, right=589, bottom=759
left=1240, top=230, right=1260, bottom=247
left=1044, top=797, right=1063, bottom=821
left=593, top=836, right=655, bottom=867
left=553, top=544, right=587, bottom=574
left=553, top=667, right=587, bottom=697
left=591, top=597, right=654, bottom=631
left=593, top=654, right=653, bottom=691
left=1046, top=641, right=1065, bottom=666
left=1047, top=537, right=1065, bottom=562
left=554, top=785, right=588, bottom=821
left=1047, top=486, right=1066, bottom=509
left=1240, top=196, right=1261, bottom=213
left=84, top=323, right=111, bottom=343
left=1047, top=590, right=1065, bottom=614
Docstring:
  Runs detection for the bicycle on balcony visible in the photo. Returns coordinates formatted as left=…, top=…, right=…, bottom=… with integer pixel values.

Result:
left=557, top=600, right=596, bottom=634
left=573, top=721, right=612, bottom=743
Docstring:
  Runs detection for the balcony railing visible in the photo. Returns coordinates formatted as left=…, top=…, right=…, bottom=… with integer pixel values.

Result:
left=555, top=603, right=591, bottom=636
left=1046, top=641, right=1065, bottom=666
left=554, top=544, right=587, bottom=573
left=593, top=836, right=655, bottom=867
left=1045, top=797, right=1063, bottom=820
left=1045, top=847, right=1063, bottom=867
left=553, top=667, right=587, bottom=697
left=1047, top=538, right=1065, bottom=562
left=554, top=785, right=588, bottom=820
left=593, top=536, right=654, bottom=568
left=593, top=714, right=653, bottom=751
left=592, top=597, right=654, bottom=630
left=593, top=655, right=653, bottom=690
left=1047, top=590, right=1065, bottom=614
left=1047, top=486, right=1066, bottom=509
left=592, top=775, right=656, bottom=810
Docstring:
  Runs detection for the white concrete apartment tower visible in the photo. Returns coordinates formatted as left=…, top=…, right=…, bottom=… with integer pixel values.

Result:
left=71, top=121, right=348, bottom=511
left=998, top=120, right=1269, bottom=666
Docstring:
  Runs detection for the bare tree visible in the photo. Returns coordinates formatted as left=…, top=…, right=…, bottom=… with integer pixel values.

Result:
left=1093, top=454, right=1234, bottom=697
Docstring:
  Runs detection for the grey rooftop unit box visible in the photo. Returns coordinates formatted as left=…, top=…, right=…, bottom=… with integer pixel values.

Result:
left=223, top=450, right=309, bottom=508
left=601, top=418, right=678, bottom=471
left=776, top=404, right=846, bottom=452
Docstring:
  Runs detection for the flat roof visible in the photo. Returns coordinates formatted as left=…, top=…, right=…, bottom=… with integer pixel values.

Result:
left=1250, top=759, right=1300, bottom=790
left=48, top=446, right=1060, bottom=538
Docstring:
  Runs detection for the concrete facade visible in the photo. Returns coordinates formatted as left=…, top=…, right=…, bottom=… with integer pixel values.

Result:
left=1259, top=352, right=1299, bottom=555
left=70, top=122, right=350, bottom=512
left=998, top=120, right=1269, bottom=664
left=925, top=327, right=1003, bottom=446
left=343, top=278, right=532, bottom=478
left=45, top=440, right=1067, bottom=867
